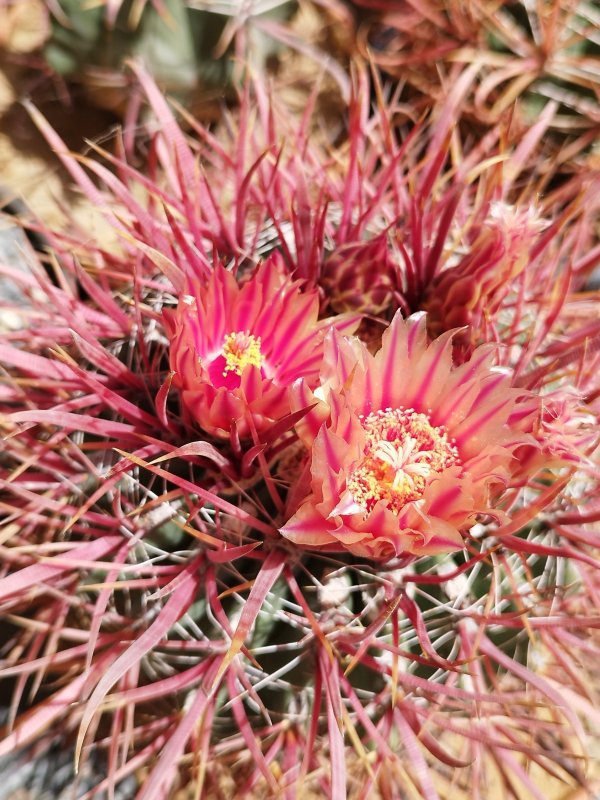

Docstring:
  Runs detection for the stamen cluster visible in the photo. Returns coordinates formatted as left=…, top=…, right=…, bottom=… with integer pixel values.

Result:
left=348, top=408, right=460, bottom=514
left=221, top=331, right=264, bottom=377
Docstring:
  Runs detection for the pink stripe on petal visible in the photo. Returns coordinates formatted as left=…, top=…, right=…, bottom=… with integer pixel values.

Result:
left=318, top=426, right=349, bottom=478
left=426, top=483, right=464, bottom=517
left=406, top=330, right=454, bottom=408
left=416, top=522, right=464, bottom=553
left=328, top=313, right=362, bottom=336
left=431, top=380, right=479, bottom=428
left=474, top=372, right=512, bottom=406
left=276, top=331, right=321, bottom=367
left=235, top=292, right=262, bottom=333
left=454, top=397, right=514, bottom=444
left=458, top=343, right=497, bottom=378
left=405, top=312, right=428, bottom=357
left=206, top=273, right=227, bottom=346
left=279, top=353, right=323, bottom=381
left=280, top=502, right=337, bottom=547
left=380, top=326, right=411, bottom=408
left=363, top=362, right=381, bottom=414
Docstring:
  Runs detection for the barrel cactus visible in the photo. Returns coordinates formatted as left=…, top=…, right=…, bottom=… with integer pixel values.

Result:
left=1, top=65, right=599, bottom=799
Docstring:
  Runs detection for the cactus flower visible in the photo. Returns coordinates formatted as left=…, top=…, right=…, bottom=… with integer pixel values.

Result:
left=281, top=312, right=538, bottom=560
left=163, top=254, right=358, bottom=439
left=423, top=202, right=547, bottom=346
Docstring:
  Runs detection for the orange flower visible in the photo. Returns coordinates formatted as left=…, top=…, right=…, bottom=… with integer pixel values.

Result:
left=163, top=255, right=358, bottom=439
left=281, top=312, right=538, bottom=560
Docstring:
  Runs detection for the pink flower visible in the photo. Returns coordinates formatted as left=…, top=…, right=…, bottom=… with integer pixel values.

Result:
left=163, top=255, right=358, bottom=439
left=281, top=312, right=539, bottom=560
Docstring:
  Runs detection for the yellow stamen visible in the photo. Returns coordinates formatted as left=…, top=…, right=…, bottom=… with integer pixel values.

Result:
left=347, top=408, right=460, bottom=515
left=222, top=331, right=264, bottom=377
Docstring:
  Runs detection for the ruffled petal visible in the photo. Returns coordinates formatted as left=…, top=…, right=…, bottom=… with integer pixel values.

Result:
left=280, top=500, right=339, bottom=547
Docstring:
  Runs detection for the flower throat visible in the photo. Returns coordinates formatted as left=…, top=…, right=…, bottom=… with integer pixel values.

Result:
left=221, top=331, right=264, bottom=377
left=347, top=407, right=460, bottom=514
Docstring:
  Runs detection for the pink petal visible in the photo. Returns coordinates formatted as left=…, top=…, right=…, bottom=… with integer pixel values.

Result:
left=329, top=491, right=365, bottom=517
left=280, top=501, right=338, bottom=547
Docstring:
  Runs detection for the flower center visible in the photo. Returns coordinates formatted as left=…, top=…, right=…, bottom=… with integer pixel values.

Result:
left=347, top=407, right=460, bottom=515
left=221, top=331, right=264, bottom=377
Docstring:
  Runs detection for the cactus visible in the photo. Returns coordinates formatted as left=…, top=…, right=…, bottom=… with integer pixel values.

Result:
left=43, top=0, right=296, bottom=114
left=1, top=65, right=600, bottom=799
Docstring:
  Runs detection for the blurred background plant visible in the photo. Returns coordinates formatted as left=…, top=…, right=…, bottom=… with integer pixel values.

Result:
left=313, top=0, right=600, bottom=179
left=43, top=0, right=297, bottom=116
